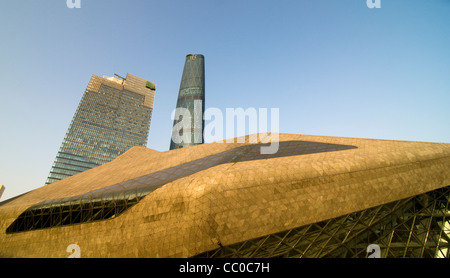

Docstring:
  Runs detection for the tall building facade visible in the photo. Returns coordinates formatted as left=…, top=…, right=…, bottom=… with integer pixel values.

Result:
left=0, top=185, right=5, bottom=200
left=45, top=73, right=156, bottom=185
left=170, top=54, right=205, bottom=150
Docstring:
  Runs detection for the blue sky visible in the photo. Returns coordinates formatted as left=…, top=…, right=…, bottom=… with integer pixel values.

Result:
left=1, top=0, right=449, bottom=201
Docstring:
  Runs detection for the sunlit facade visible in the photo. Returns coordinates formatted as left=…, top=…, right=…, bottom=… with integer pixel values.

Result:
left=0, top=185, right=5, bottom=200
left=45, top=74, right=156, bottom=185
left=1, top=133, right=449, bottom=258
left=196, top=186, right=450, bottom=258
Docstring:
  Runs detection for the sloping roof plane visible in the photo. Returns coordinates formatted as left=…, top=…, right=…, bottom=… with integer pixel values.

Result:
left=0, top=134, right=449, bottom=258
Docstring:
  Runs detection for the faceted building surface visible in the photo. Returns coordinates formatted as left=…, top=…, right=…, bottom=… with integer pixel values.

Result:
left=45, top=74, right=156, bottom=185
left=196, top=186, right=450, bottom=258
left=0, top=185, right=5, bottom=200
left=170, top=54, right=205, bottom=150
left=0, top=133, right=449, bottom=258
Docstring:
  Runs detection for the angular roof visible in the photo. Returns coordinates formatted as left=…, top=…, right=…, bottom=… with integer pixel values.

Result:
left=0, top=134, right=449, bottom=258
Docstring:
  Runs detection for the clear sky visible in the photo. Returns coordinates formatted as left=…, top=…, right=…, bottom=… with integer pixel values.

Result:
left=1, top=0, right=449, bottom=201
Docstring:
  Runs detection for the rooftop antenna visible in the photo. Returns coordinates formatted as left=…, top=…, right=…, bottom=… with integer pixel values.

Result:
left=114, top=73, right=126, bottom=83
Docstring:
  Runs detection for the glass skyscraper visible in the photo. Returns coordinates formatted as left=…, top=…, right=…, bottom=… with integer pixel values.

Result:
left=170, top=54, right=205, bottom=150
left=45, top=73, right=156, bottom=185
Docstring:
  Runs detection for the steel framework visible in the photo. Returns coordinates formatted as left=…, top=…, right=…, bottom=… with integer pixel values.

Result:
left=195, top=185, right=450, bottom=258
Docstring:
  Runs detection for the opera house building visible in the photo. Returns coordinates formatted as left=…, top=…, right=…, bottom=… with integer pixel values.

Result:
left=1, top=133, right=449, bottom=258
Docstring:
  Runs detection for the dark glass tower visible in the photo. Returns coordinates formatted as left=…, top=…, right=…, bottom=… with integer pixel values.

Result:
left=170, top=54, right=205, bottom=150
left=45, top=73, right=156, bottom=185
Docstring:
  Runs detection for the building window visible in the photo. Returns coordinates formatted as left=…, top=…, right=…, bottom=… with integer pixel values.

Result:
left=6, top=186, right=155, bottom=234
